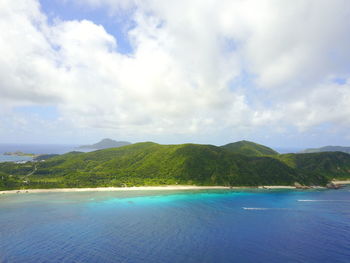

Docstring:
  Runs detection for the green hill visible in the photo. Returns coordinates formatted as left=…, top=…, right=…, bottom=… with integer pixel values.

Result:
left=301, top=146, right=350, bottom=154
left=1, top=142, right=350, bottom=190
left=278, top=152, right=350, bottom=180
left=221, top=140, right=278, bottom=156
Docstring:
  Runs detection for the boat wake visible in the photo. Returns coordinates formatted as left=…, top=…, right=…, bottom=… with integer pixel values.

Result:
left=242, top=207, right=289, bottom=210
left=242, top=207, right=268, bottom=210
left=298, top=200, right=350, bottom=202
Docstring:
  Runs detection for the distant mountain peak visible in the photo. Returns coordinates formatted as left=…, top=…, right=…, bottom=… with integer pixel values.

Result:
left=79, top=138, right=131, bottom=150
left=99, top=138, right=118, bottom=144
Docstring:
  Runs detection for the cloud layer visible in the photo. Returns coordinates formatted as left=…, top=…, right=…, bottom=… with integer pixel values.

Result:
left=1, top=0, right=350, bottom=145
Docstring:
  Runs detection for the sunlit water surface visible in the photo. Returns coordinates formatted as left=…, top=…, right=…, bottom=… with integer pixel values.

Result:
left=1, top=188, right=350, bottom=262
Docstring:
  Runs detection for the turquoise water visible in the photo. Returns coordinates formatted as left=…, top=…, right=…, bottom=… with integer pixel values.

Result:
left=1, top=188, right=350, bottom=262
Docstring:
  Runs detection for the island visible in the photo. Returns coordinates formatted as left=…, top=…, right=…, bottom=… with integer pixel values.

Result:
left=4, top=151, right=36, bottom=157
left=1, top=140, right=350, bottom=191
left=78, top=138, right=131, bottom=150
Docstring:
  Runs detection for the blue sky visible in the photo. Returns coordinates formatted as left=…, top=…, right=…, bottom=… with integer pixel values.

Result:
left=1, top=0, right=350, bottom=148
left=40, top=0, right=134, bottom=54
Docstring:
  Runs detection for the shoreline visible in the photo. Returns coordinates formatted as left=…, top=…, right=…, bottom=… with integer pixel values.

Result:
left=0, top=185, right=307, bottom=194
left=332, top=180, right=350, bottom=184
left=3, top=181, right=350, bottom=195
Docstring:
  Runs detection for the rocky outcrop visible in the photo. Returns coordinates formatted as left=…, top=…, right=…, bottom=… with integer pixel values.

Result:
left=326, top=182, right=341, bottom=189
left=294, top=182, right=311, bottom=189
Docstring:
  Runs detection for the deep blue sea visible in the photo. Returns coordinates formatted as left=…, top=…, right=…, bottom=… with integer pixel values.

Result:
left=1, top=188, right=350, bottom=263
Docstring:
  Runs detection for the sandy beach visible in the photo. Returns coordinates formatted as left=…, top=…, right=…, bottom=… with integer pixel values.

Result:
left=0, top=186, right=230, bottom=194
left=0, top=185, right=302, bottom=194
left=332, top=180, right=350, bottom=184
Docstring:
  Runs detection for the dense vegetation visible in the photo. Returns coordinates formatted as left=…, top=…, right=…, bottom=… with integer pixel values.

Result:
left=277, top=152, right=350, bottom=180
left=1, top=141, right=350, bottom=190
left=221, top=140, right=278, bottom=156
left=301, top=145, right=350, bottom=154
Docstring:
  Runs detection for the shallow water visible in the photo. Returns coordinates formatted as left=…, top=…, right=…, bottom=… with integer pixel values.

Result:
left=1, top=188, right=350, bottom=262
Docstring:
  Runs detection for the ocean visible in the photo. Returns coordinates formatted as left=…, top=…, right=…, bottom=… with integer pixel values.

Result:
left=0, top=144, right=78, bottom=163
left=0, top=188, right=349, bottom=262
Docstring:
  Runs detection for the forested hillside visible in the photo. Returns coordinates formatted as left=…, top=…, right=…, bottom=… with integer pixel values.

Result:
left=1, top=141, right=349, bottom=190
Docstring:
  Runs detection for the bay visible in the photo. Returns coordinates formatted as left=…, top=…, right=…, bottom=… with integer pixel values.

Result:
left=0, top=188, right=349, bottom=262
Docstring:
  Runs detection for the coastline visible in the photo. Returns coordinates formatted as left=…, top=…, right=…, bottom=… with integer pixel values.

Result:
left=4, top=181, right=350, bottom=195
left=332, top=180, right=350, bottom=184
left=0, top=185, right=302, bottom=194
left=4, top=180, right=350, bottom=195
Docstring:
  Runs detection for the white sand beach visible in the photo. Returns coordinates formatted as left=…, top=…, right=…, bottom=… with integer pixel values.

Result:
left=0, top=186, right=230, bottom=194
left=332, top=180, right=350, bottom=184
left=0, top=185, right=303, bottom=194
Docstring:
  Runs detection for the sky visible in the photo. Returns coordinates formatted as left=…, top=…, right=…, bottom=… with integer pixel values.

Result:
left=1, top=0, right=350, bottom=148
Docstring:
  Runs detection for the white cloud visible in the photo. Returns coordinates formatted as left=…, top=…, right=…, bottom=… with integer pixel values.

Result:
left=0, top=0, right=350, bottom=144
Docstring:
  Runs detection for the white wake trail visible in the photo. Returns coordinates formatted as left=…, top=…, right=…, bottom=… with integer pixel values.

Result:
left=242, top=207, right=290, bottom=210
left=298, top=200, right=350, bottom=202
